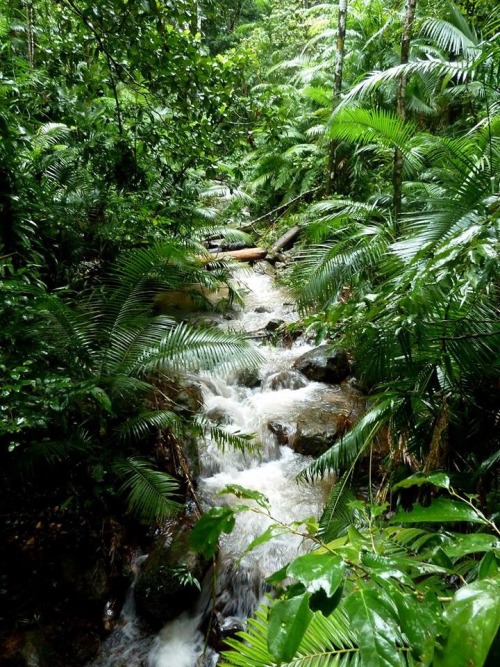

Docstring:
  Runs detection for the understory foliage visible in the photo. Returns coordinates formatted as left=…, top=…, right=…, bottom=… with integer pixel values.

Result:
left=1, top=0, right=499, bottom=664
left=0, top=0, right=262, bottom=524
left=193, top=476, right=500, bottom=667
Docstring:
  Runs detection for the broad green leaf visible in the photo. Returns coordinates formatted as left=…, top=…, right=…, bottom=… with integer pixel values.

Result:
left=309, top=584, right=344, bottom=616
left=90, top=386, right=113, bottom=412
left=373, top=576, right=435, bottom=665
left=240, top=524, right=289, bottom=559
left=443, top=533, right=500, bottom=559
left=478, top=551, right=500, bottom=579
left=391, top=498, right=487, bottom=525
left=361, top=551, right=415, bottom=585
left=287, top=553, right=345, bottom=597
left=345, top=588, right=405, bottom=667
left=219, top=484, right=270, bottom=509
left=190, top=507, right=236, bottom=559
left=362, top=550, right=447, bottom=577
left=267, top=564, right=288, bottom=585
left=429, top=546, right=454, bottom=570
left=435, top=577, right=500, bottom=667
left=392, top=472, right=450, bottom=491
left=267, top=593, right=313, bottom=663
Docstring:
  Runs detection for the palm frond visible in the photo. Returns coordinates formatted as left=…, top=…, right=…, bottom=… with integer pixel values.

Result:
left=420, top=18, right=477, bottom=56
left=300, top=397, right=398, bottom=482
left=318, top=471, right=358, bottom=542
left=326, top=108, right=424, bottom=173
left=117, top=410, right=181, bottom=442
left=134, top=323, right=263, bottom=377
left=193, top=416, right=258, bottom=454
left=336, top=59, right=475, bottom=113
left=113, top=457, right=182, bottom=523
left=221, top=606, right=358, bottom=667
left=298, top=223, right=391, bottom=309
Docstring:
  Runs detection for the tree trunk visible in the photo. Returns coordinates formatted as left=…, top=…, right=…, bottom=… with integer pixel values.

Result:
left=271, top=226, right=302, bottom=254
left=393, top=0, right=418, bottom=220
left=26, top=1, right=35, bottom=69
left=212, top=247, right=268, bottom=262
left=326, top=0, right=348, bottom=195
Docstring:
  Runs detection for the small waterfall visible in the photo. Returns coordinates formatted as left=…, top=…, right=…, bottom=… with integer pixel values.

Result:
left=90, top=555, right=152, bottom=667
left=91, top=269, right=338, bottom=667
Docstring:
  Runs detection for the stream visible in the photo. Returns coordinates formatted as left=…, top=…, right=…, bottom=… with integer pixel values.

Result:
left=90, top=267, right=354, bottom=667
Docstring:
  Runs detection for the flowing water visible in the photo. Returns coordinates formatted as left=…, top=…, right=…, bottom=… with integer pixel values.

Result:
left=91, top=268, right=348, bottom=667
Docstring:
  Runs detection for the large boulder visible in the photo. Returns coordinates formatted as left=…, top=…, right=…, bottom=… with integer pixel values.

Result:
left=292, top=406, right=341, bottom=456
left=134, top=522, right=208, bottom=630
left=263, top=370, right=308, bottom=392
left=268, top=385, right=365, bottom=457
left=292, top=345, right=350, bottom=384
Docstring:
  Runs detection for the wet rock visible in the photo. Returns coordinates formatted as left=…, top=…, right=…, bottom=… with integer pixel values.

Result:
left=1, top=629, right=63, bottom=667
left=206, top=406, right=233, bottom=425
left=254, top=305, right=271, bottom=313
left=220, top=241, right=248, bottom=251
left=210, top=613, right=245, bottom=652
left=268, top=421, right=290, bottom=445
left=134, top=523, right=208, bottom=630
left=254, top=261, right=276, bottom=277
left=263, top=370, right=308, bottom=391
left=61, top=556, right=110, bottom=603
left=174, top=379, right=204, bottom=414
left=265, top=318, right=285, bottom=332
left=290, top=386, right=365, bottom=457
left=291, top=407, right=340, bottom=456
left=102, top=596, right=123, bottom=632
left=292, top=345, right=350, bottom=384
left=233, top=366, right=261, bottom=388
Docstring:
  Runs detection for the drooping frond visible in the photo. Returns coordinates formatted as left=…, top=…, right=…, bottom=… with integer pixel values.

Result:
left=193, top=416, right=258, bottom=454
left=117, top=410, right=181, bottom=442
left=297, top=220, right=391, bottom=309
left=335, top=58, right=476, bottom=113
left=200, top=184, right=256, bottom=204
left=326, top=108, right=425, bottom=174
left=134, top=323, right=263, bottom=377
left=113, top=457, right=182, bottom=523
left=420, top=18, right=477, bottom=56
left=300, top=397, right=399, bottom=482
left=318, top=471, right=358, bottom=542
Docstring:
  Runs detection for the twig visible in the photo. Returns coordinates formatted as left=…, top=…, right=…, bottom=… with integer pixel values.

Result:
left=240, top=186, right=321, bottom=230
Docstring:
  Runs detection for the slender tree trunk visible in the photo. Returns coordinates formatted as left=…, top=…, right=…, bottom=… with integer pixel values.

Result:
left=393, top=0, right=418, bottom=220
left=326, top=0, right=348, bottom=195
left=26, top=1, right=35, bottom=69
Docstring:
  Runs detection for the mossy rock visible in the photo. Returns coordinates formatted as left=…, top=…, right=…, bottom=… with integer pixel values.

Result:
left=134, top=523, right=207, bottom=630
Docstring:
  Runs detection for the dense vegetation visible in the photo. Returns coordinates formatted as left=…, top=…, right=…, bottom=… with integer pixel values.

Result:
left=1, top=0, right=499, bottom=665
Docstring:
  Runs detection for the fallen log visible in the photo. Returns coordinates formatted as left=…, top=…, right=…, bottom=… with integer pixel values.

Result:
left=212, top=247, right=267, bottom=262
left=271, top=225, right=301, bottom=253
